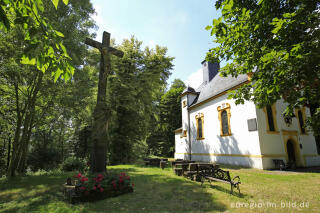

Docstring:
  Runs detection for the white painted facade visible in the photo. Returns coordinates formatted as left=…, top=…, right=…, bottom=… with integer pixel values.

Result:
left=175, top=64, right=320, bottom=169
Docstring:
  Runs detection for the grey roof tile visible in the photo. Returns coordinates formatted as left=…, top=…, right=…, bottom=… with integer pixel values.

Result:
left=190, top=74, right=248, bottom=107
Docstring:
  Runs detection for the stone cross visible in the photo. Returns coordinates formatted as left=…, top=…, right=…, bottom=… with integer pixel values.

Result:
left=85, top=31, right=123, bottom=103
left=85, top=31, right=124, bottom=173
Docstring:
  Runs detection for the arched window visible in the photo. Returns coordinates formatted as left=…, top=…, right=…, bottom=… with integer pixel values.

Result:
left=222, top=110, right=229, bottom=135
left=217, top=103, right=231, bottom=136
left=266, top=105, right=275, bottom=131
left=195, top=113, right=204, bottom=140
left=297, top=110, right=305, bottom=134
left=295, top=108, right=307, bottom=135
left=263, top=104, right=278, bottom=133
left=198, top=118, right=203, bottom=138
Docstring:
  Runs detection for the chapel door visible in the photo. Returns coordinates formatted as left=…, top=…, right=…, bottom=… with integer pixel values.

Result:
left=286, top=139, right=296, bottom=168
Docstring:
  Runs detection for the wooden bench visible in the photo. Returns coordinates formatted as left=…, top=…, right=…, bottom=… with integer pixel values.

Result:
left=144, top=158, right=167, bottom=167
left=174, top=168, right=183, bottom=176
left=200, top=168, right=241, bottom=194
left=171, top=159, right=195, bottom=168
left=183, top=163, right=198, bottom=179
left=160, top=159, right=168, bottom=169
left=183, top=163, right=219, bottom=181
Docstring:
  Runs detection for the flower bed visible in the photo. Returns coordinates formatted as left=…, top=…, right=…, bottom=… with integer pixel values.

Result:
left=63, top=172, right=134, bottom=203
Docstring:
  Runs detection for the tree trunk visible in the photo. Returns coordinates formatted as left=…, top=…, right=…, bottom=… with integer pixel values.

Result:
left=6, top=138, right=11, bottom=172
left=8, top=81, right=24, bottom=177
left=8, top=72, right=43, bottom=177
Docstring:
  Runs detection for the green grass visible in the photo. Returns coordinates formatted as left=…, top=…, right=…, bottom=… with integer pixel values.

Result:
left=0, top=165, right=320, bottom=212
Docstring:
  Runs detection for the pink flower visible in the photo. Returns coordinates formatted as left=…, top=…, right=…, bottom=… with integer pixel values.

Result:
left=97, top=184, right=101, bottom=188
left=132, top=183, right=135, bottom=187
left=77, top=173, right=82, bottom=178
left=100, top=188, right=104, bottom=192
left=81, top=177, right=88, bottom=183
left=93, top=186, right=97, bottom=190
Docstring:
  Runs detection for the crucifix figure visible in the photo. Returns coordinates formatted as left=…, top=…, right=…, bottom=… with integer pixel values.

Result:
left=85, top=31, right=124, bottom=173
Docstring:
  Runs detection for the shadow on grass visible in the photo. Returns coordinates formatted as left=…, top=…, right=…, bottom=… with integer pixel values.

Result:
left=0, top=166, right=229, bottom=212
left=0, top=174, right=68, bottom=213
left=203, top=183, right=251, bottom=199
left=85, top=166, right=228, bottom=212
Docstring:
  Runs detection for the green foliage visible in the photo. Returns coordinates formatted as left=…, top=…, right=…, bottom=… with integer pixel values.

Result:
left=147, top=79, right=185, bottom=156
left=207, top=0, right=320, bottom=135
left=61, top=156, right=87, bottom=172
left=27, top=144, right=62, bottom=171
left=0, top=0, right=74, bottom=80
left=106, top=37, right=174, bottom=164
left=0, top=0, right=96, bottom=176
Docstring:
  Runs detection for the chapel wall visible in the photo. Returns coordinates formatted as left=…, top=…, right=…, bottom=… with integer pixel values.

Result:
left=188, top=93, right=263, bottom=168
left=256, top=99, right=320, bottom=169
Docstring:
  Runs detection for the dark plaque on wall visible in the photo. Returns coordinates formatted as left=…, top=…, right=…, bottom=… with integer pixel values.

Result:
left=247, top=118, right=257, bottom=131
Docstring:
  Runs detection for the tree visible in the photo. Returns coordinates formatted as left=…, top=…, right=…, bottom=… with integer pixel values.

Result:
left=206, top=0, right=320, bottom=135
left=0, top=0, right=95, bottom=177
left=107, top=37, right=174, bottom=164
left=147, top=79, right=185, bottom=157
left=0, top=0, right=74, bottom=80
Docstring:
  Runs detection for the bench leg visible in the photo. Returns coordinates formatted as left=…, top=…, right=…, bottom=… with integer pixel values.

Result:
left=230, top=184, right=233, bottom=194
left=201, top=176, right=205, bottom=186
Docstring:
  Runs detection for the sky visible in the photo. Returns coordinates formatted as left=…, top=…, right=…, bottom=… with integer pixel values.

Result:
left=90, top=0, right=221, bottom=89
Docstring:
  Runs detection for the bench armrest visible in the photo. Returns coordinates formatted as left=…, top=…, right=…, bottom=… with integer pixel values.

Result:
left=232, top=176, right=241, bottom=184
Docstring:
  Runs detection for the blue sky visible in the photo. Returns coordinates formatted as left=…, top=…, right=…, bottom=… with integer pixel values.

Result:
left=90, top=0, right=221, bottom=88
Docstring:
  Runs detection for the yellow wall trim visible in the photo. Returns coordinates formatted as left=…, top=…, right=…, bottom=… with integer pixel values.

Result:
left=282, top=135, right=303, bottom=166
left=174, top=128, right=182, bottom=133
left=182, top=100, right=187, bottom=108
left=175, top=153, right=286, bottom=158
left=188, top=81, right=249, bottom=110
left=281, top=130, right=298, bottom=136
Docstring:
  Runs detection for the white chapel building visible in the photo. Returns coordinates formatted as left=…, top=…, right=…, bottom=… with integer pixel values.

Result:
left=174, top=61, right=320, bottom=169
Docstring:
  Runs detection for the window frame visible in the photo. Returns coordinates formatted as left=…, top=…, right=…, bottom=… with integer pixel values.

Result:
left=263, top=103, right=279, bottom=134
left=217, top=103, right=232, bottom=137
left=195, top=113, right=204, bottom=140
left=182, top=100, right=187, bottom=108
left=295, top=107, right=307, bottom=135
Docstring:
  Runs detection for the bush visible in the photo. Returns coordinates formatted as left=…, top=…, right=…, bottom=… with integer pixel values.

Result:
left=62, top=156, right=87, bottom=172
left=27, top=146, right=61, bottom=171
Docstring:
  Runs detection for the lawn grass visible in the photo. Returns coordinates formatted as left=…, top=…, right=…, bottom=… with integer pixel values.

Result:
left=0, top=165, right=319, bottom=212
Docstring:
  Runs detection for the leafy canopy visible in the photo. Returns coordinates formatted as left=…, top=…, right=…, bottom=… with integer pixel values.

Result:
left=0, top=0, right=74, bottom=81
left=206, top=0, right=320, bottom=135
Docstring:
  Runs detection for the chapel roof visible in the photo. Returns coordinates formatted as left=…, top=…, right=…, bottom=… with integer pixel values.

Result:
left=189, top=73, right=248, bottom=108
left=181, top=86, right=197, bottom=96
